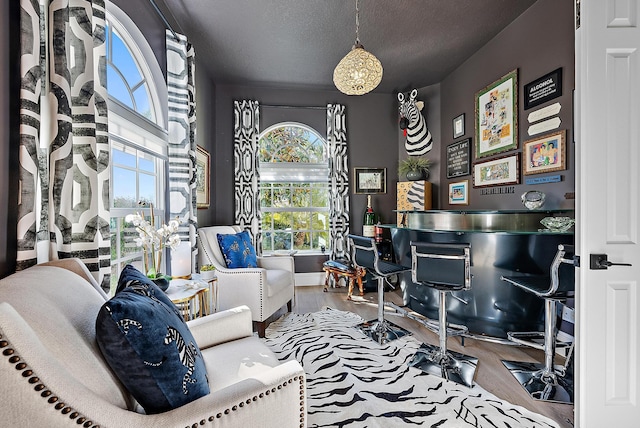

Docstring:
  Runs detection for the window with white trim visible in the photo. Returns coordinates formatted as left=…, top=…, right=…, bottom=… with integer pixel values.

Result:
left=106, top=4, right=168, bottom=293
left=258, top=123, right=330, bottom=253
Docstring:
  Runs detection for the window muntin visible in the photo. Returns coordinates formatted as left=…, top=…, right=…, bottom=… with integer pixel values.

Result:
left=106, top=25, right=155, bottom=122
left=259, top=123, right=329, bottom=253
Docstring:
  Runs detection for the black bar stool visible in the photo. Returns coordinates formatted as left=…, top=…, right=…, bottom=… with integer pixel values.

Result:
left=348, top=234, right=411, bottom=344
left=500, top=244, right=576, bottom=404
left=407, top=241, right=478, bottom=388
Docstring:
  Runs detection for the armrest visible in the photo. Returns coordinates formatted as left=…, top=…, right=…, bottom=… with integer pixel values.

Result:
left=143, top=360, right=306, bottom=428
left=258, top=255, right=295, bottom=272
left=186, top=305, right=253, bottom=349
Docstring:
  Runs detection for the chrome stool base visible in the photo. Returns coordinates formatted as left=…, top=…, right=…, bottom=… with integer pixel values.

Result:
left=409, top=342, right=478, bottom=388
left=502, top=360, right=574, bottom=404
left=357, top=319, right=411, bottom=344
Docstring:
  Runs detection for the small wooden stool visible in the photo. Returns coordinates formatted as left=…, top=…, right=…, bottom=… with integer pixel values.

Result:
left=323, top=260, right=366, bottom=300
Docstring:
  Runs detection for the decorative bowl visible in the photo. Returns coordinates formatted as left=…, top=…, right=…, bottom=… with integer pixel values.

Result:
left=521, top=190, right=545, bottom=210
left=540, top=216, right=575, bottom=232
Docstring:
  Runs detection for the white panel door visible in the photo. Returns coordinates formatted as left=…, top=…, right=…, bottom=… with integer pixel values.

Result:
left=576, top=0, right=640, bottom=426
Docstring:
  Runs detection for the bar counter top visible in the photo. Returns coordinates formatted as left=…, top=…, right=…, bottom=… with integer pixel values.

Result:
left=393, top=209, right=575, bottom=234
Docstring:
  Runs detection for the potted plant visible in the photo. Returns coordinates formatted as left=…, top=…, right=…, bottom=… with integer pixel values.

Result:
left=398, top=156, right=431, bottom=181
left=199, top=264, right=217, bottom=281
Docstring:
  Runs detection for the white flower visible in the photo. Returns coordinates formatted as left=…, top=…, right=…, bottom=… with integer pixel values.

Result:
left=128, top=203, right=181, bottom=278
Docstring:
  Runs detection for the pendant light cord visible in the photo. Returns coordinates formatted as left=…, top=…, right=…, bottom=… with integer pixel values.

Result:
left=355, top=0, right=361, bottom=45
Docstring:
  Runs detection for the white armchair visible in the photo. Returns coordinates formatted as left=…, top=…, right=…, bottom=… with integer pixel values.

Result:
left=0, top=259, right=306, bottom=427
left=198, top=225, right=295, bottom=337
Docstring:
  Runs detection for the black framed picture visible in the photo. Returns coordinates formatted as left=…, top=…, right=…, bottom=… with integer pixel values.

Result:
left=453, top=113, right=465, bottom=138
left=446, top=138, right=471, bottom=178
left=524, top=68, right=563, bottom=110
left=353, top=167, right=386, bottom=194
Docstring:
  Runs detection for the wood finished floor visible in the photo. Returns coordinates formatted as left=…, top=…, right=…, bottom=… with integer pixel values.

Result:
left=273, top=284, right=574, bottom=428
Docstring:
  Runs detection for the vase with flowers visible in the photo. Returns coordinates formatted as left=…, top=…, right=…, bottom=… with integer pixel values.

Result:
left=126, top=202, right=181, bottom=291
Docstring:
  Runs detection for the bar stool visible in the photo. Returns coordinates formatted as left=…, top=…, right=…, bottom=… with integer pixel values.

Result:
left=348, top=234, right=411, bottom=344
left=500, top=244, right=576, bottom=404
left=407, top=241, right=478, bottom=388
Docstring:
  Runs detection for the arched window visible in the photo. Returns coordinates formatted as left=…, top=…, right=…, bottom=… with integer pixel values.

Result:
left=106, top=3, right=168, bottom=292
left=259, top=123, right=330, bottom=253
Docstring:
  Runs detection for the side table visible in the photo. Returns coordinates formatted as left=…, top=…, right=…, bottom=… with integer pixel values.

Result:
left=166, top=277, right=218, bottom=321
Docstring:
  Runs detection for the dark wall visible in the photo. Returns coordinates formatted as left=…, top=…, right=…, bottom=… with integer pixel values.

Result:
left=110, top=0, right=167, bottom=78
left=204, top=84, right=400, bottom=233
left=438, top=0, right=575, bottom=210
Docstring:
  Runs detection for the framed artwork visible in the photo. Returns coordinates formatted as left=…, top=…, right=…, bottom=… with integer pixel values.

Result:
left=453, top=113, right=465, bottom=138
left=524, top=67, right=562, bottom=110
left=473, top=153, right=520, bottom=187
left=475, top=69, right=518, bottom=158
left=446, top=138, right=471, bottom=178
left=522, top=130, right=567, bottom=175
left=196, top=145, right=210, bottom=209
left=449, top=180, right=469, bottom=205
left=353, top=167, right=386, bottom=194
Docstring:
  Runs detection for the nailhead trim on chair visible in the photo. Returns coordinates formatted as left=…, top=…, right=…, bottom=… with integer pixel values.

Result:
left=184, top=375, right=306, bottom=428
left=0, top=333, right=99, bottom=427
left=2, top=332, right=305, bottom=427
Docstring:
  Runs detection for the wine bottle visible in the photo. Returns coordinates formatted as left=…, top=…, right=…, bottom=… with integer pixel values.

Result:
left=363, top=195, right=376, bottom=238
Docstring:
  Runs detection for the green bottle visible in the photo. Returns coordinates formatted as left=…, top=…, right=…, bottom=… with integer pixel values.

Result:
left=363, top=195, right=376, bottom=238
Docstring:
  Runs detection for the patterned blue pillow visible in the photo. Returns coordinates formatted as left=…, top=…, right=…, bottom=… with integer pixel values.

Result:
left=95, top=265, right=210, bottom=414
left=217, top=230, right=258, bottom=268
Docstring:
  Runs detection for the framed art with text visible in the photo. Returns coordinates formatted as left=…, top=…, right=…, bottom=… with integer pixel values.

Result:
left=522, top=130, right=567, bottom=175
left=446, top=138, right=471, bottom=178
left=473, top=153, right=520, bottom=187
left=354, top=167, right=386, bottom=194
left=524, top=68, right=562, bottom=110
left=196, top=145, right=210, bottom=209
left=475, top=69, right=518, bottom=158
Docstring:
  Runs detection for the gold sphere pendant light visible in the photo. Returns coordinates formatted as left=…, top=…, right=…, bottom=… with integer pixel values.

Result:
left=333, top=0, right=383, bottom=95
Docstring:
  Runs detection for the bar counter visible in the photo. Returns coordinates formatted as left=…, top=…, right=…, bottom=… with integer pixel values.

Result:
left=384, top=209, right=574, bottom=341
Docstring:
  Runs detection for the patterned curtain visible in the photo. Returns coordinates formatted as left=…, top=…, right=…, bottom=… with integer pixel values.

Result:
left=166, top=31, right=198, bottom=271
left=327, top=104, right=350, bottom=260
left=233, top=100, right=261, bottom=253
left=17, top=0, right=111, bottom=289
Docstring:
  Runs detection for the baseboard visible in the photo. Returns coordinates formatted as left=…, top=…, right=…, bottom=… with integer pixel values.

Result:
left=295, top=272, right=325, bottom=286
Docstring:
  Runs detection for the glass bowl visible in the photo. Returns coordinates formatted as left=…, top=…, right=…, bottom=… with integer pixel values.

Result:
left=540, top=216, right=575, bottom=232
left=521, top=190, right=545, bottom=210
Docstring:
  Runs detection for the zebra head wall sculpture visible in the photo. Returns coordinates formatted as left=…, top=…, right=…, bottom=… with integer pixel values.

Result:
left=398, top=89, right=433, bottom=155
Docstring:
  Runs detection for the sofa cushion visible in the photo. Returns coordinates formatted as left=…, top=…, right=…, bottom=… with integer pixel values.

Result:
left=95, top=265, right=210, bottom=414
left=216, top=230, right=258, bottom=268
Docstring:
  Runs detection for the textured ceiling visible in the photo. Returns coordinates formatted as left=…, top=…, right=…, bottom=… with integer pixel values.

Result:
left=158, top=0, right=538, bottom=93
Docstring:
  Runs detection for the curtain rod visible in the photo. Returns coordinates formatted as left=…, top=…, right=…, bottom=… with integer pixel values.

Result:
left=148, top=0, right=178, bottom=40
left=261, top=104, right=327, bottom=110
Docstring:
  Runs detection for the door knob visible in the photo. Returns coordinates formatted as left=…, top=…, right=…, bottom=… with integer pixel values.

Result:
left=590, top=254, right=633, bottom=270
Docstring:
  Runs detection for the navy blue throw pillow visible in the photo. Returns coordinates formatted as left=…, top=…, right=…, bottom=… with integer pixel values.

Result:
left=216, top=230, right=258, bottom=268
left=95, top=265, right=209, bottom=414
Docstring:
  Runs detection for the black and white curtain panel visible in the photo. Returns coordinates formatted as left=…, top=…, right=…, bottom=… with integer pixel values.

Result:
left=233, top=100, right=262, bottom=253
left=18, top=0, right=111, bottom=288
left=327, top=104, right=350, bottom=260
left=166, top=30, right=198, bottom=270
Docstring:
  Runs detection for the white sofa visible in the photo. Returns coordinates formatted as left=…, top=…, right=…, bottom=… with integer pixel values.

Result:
left=198, top=226, right=295, bottom=337
left=0, top=259, right=306, bottom=427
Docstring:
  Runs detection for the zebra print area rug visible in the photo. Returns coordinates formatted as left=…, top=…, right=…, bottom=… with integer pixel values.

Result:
left=264, top=308, right=559, bottom=428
